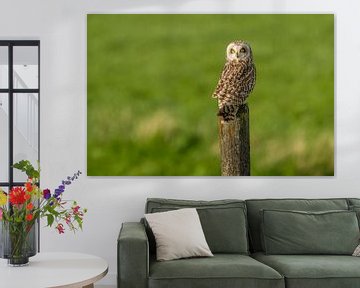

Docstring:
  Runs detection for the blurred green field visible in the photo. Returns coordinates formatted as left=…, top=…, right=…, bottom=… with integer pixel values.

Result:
left=87, top=14, right=334, bottom=176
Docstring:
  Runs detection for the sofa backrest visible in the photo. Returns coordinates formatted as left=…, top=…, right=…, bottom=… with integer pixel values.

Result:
left=245, top=198, right=350, bottom=252
left=145, top=198, right=249, bottom=255
left=348, top=198, right=360, bottom=207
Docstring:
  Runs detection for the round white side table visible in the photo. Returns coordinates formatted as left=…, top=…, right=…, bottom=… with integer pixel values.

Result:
left=0, top=252, right=108, bottom=288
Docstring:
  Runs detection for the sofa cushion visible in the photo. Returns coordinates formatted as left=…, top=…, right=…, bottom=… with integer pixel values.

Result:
left=145, top=208, right=213, bottom=261
left=261, top=209, right=359, bottom=255
left=146, top=198, right=249, bottom=254
left=149, top=254, right=284, bottom=288
left=246, top=198, right=349, bottom=252
left=252, top=252, right=360, bottom=288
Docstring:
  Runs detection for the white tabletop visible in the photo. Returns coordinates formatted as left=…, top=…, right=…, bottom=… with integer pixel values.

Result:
left=0, top=252, right=108, bottom=288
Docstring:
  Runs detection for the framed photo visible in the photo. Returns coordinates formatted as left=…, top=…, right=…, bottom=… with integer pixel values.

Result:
left=87, top=14, right=334, bottom=176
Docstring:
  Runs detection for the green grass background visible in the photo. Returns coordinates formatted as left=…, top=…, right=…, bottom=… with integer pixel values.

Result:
left=87, top=14, right=334, bottom=176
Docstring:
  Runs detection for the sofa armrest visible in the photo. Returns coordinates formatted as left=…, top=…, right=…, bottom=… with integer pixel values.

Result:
left=118, top=222, right=149, bottom=288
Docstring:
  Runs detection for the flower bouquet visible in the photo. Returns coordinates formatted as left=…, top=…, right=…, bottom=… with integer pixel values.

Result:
left=0, top=160, right=87, bottom=266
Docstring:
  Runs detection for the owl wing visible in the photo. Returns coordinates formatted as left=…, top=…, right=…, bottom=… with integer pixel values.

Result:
left=212, top=62, right=245, bottom=99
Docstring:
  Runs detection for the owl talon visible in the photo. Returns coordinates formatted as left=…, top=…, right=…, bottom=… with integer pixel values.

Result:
left=218, top=111, right=235, bottom=122
left=223, top=116, right=235, bottom=122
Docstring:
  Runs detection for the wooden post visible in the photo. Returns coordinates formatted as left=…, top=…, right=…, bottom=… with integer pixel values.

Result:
left=218, top=104, right=250, bottom=176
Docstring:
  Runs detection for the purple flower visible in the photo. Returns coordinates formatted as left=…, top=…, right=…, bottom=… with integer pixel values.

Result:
left=54, top=189, right=63, bottom=199
left=43, top=189, right=51, bottom=200
left=54, top=171, right=82, bottom=199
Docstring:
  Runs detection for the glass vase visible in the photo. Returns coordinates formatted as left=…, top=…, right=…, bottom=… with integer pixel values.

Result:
left=0, top=220, right=37, bottom=266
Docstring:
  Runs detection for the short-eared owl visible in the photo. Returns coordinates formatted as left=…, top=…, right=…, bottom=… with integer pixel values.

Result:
left=213, top=40, right=256, bottom=121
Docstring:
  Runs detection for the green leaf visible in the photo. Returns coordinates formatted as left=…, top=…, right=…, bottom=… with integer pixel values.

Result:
left=75, top=216, right=83, bottom=230
left=47, top=214, right=54, bottom=227
left=12, top=160, right=40, bottom=180
left=47, top=206, right=60, bottom=217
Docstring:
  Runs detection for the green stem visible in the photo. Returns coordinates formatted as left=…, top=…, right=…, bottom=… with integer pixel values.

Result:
left=8, top=222, right=30, bottom=259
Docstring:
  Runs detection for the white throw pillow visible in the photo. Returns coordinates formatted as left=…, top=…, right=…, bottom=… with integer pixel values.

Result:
left=353, top=244, right=360, bottom=256
left=145, top=208, right=213, bottom=261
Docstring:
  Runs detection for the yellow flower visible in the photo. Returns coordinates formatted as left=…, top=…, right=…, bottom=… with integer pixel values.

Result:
left=0, top=190, right=7, bottom=206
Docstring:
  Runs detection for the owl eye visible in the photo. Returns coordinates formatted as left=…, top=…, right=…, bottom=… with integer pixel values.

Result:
left=240, top=48, right=246, bottom=53
left=230, top=48, right=236, bottom=54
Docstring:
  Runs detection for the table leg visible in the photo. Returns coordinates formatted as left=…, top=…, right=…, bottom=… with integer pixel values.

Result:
left=82, top=284, right=94, bottom=288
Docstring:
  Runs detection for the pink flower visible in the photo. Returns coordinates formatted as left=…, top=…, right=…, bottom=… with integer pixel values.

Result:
left=72, top=205, right=80, bottom=215
left=56, top=223, right=65, bottom=234
left=65, top=214, right=71, bottom=225
left=0, top=208, right=3, bottom=220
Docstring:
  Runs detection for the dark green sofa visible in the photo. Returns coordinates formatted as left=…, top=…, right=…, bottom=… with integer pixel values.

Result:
left=118, top=198, right=360, bottom=288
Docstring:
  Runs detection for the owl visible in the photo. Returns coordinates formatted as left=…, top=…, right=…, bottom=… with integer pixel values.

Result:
left=213, top=40, right=256, bottom=121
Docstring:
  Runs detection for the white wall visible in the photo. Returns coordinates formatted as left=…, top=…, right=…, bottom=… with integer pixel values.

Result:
left=1, top=0, right=360, bottom=286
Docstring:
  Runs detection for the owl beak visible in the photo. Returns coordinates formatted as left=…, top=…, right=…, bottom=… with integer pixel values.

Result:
left=236, top=52, right=240, bottom=58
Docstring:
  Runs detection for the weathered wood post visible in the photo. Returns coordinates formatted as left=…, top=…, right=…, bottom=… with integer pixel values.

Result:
left=218, top=104, right=250, bottom=176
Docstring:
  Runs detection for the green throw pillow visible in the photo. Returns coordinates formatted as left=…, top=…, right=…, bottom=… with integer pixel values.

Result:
left=261, top=209, right=360, bottom=255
